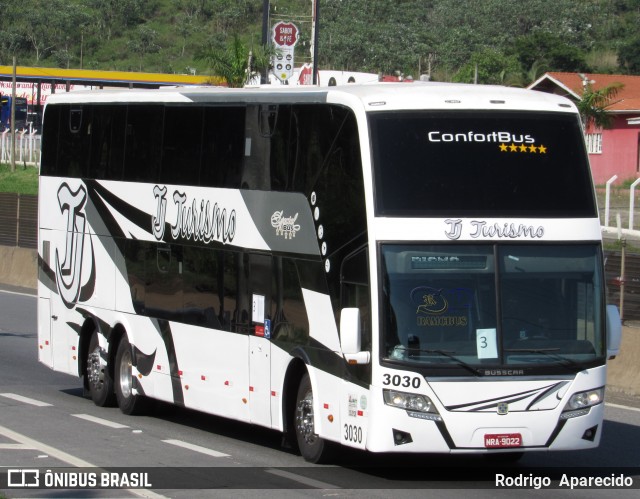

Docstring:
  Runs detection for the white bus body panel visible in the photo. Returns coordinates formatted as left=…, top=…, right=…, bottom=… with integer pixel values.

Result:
left=365, top=365, right=607, bottom=453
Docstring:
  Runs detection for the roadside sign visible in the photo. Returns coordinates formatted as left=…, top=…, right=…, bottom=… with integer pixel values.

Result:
left=272, top=22, right=299, bottom=47
left=272, top=22, right=299, bottom=82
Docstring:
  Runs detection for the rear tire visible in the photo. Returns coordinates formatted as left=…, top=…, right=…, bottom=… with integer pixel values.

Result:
left=86, top=331, right=115, bottom=407
left=294, top=373, right=333, bottom=463
left=114, top=335, right=148, bottom=415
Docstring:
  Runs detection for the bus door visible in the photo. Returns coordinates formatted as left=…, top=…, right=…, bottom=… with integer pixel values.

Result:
left=247, top=254, right=272, bottom=426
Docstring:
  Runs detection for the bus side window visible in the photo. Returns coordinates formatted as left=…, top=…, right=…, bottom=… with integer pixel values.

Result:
left=201, top=107, right=245, bottom=188
left=269, top=105, right=293, bottom=191
left=271, top=257, right=310, bottom=344
left=41, top=105, right=61, bottom=176
left=241, top=105, right=272, bottom=190
left=182, top=246, right=222, bottom=329
left=56, top=105, right=92, bottom=178
left=161, top=106, right=203, bottom=186
left=89, top=105, right=126, bottom=180
left=123, top=105, right=163, bottom=183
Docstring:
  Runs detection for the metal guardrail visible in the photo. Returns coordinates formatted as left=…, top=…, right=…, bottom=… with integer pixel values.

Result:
left=0, top=131, right=41, bottom=166
left=0, top=193, right=37, bottom=249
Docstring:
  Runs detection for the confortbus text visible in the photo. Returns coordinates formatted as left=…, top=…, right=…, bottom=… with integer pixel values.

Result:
left=428, top=131, right=535, bottom=143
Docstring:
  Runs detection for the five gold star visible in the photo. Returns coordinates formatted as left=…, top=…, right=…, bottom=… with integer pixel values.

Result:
left=496, top=143, right=548, bottom=154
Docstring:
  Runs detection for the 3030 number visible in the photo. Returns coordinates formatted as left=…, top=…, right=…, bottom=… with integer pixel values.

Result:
left=382, top=373, right=421, bottom=389
left=344, top=424, right=363, bottom=444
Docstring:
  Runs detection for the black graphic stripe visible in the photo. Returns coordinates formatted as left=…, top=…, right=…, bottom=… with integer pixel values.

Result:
left=38, top=254, right=57, bottom=294
left=467, top=392, right=539, bottom=412
left=78, top=236, right=97, bottom=302
left=445, top=384, right=557, bottom=411
left=156, top=319, right=185, bottom=406
left=133, top=346, right=157, bottom=377
left=526, top=381, right=566, bottom=410
left=85, top=179, right=153, bottom=240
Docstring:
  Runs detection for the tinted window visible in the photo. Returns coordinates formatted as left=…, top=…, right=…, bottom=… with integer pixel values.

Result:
left=370, top=111, right=596, bottom=217
left=161, top=106, right=203, bottom=185
left=41, top=105, right=61, bottom=175
left=123, top=105, right=163, bottom=182
left=88, top=105, right=126, bottom=180
left=200, top=107, right=245, bottom=188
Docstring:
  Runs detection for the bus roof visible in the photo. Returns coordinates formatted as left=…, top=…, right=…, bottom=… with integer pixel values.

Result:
left=44, top=82, right=578, bottom=114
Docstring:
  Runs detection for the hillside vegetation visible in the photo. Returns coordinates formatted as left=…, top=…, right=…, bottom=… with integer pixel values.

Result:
left=0, top=0, right=639, bottom=83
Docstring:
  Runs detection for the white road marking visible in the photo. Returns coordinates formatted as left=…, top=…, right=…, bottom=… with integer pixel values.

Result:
left=265, top=468, right=340, bottom=489
left=0, top=423, right=96, bottom=467
left=0, top=443, right=34, bottom=450
left=71, top=413, right=130, bottom=429
left=161, top=439, right=230, bottom=458
left=0, top=289, right=36, bottom=298
left=0, top=424, right=169, bottom=499
left=606, top=402, right=640, bottom=413
left=0, top=393, right=52, bottom=407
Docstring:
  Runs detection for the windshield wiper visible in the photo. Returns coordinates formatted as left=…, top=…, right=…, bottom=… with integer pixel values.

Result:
left=405, top=347, right=484, bottom=377
left=504, top=348, right=582, bottom=370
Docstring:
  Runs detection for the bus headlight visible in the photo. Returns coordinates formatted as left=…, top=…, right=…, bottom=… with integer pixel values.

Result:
left=561, top=387, right=604, bottom=419
left=383, top=389, right=442, bottom=421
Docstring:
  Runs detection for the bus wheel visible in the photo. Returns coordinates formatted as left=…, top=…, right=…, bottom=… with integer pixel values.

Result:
left=114, top=335, right=148, bottom=415
left=86, top=331, right=115, bottom=407
left=294, top=373, right=332, bottom=463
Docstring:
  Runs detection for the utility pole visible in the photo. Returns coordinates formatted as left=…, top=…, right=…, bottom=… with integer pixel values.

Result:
left=11, top=56, right=16, bottom=172
left=311, top=0, right=320, bottom=85
left=261, top=0, right=270, bottom=84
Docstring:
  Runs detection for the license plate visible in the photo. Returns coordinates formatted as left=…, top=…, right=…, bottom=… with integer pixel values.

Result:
left=484, top=433, right=522, bottom=448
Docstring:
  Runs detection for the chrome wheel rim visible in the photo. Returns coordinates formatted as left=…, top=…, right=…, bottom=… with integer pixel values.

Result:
left=118, top=348, right=133, bottom=399
left=296, top=389, right=317, bottom=445
left=87, top=347, right=104, bottom=390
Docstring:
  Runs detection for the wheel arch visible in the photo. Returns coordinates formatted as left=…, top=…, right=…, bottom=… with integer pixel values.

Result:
left=281, top=350, right=310, bottom=440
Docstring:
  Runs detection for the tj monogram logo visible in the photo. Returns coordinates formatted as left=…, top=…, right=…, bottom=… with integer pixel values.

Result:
left=55, top=183, right=91, bottom=308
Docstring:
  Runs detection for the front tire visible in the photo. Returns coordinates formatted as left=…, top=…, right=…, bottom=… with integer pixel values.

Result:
left=114, top=335, right=148, bottom=415
left=294, top=373, right=333, bottom=463
left=86, top=331, right=115, bottom=407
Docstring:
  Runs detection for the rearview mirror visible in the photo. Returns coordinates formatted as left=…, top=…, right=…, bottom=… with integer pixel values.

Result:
left=340, top=308, right=370, bottom=365
left=606, top=304, right=622, bottom=360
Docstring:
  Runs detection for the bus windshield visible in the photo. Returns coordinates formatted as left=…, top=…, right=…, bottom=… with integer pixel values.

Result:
left=369, top=110, right=596, bottom=218
left=381, top=244, right=605, bottom=375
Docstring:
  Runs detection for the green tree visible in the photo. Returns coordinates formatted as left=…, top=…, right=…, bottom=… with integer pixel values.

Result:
left=577, top=79, right=624, bottom=130
left=618, top=37, right=640, bottom=74
left=88, top=0, right=149, bottom=40
left=197, top=35, right=275, bottom=87
left=127, top=25, right=161, bottom=71
left=514, top=32, right=588, bottom=73
left=453, top=48, right=521, bottom=85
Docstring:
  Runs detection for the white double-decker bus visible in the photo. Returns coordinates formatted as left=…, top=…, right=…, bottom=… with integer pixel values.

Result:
left=37, top=82, right=621, bottom=462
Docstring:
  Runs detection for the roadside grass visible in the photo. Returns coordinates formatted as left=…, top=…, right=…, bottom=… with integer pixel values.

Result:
left=0, top=162, right=38, bottom=195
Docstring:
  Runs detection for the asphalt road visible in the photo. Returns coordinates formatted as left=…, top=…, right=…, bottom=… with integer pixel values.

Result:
left=0, top=287, right=639, bottom=498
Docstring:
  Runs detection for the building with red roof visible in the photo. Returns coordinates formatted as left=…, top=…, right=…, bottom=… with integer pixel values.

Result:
left=528, top=72, right=640, bottom=185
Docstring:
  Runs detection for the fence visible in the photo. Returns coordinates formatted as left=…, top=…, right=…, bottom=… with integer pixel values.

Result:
left=0, top=131, right=41, bottom=166
left=0, top=193, right=37, bottom=249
